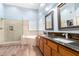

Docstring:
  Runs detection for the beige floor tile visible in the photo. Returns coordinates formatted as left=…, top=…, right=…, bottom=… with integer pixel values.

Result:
left=0, top=43, right=42, bottom=56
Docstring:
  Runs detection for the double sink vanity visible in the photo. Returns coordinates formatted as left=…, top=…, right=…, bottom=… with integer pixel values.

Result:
left=36, top=32, right=79, bottom=56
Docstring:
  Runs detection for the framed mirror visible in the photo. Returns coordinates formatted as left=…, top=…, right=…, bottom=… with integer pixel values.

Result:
left=58, top=3, right=79, bottom=30
left=45, top=11, right=54, bottom=30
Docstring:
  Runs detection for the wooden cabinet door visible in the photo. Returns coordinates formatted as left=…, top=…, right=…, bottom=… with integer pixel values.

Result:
left=44, top=44, right=52, bottom=56
left=36, top=36, right=40, bottom=47
left=39, top=37, right=44, bottom=53
left=59, top=45, right=77, bottom=56
left=47, top=40, right=58, bottom=52
left=43, top=38, right=47, bottom=44
left=47, top=39, right=60, bottom=56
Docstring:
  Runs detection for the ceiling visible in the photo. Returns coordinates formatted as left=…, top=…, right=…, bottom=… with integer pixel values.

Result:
left=4, top=3, right=40, bottom=10
left=4, top=3, right=58, bottom=10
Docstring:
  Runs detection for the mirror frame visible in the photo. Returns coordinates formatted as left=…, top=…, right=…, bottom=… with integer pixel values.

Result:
left=57, top=3, right=79, bottom=30
left=45, top=11, right=54, bottom=30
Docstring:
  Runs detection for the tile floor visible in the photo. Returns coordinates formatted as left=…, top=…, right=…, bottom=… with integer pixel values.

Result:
left=0, top=44, right=42, bottom=56
left=0, top=35, right=42, bottom=56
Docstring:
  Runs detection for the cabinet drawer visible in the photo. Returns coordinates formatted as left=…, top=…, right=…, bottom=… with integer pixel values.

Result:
left=44, top=44, right=52, bottom=56
left=47, top=40, right=58, bottom=51
left=59, top=45, right=77, bottom=56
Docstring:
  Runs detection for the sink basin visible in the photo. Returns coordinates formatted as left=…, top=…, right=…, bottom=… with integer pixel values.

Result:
left=53, top=38, right=75, bottom=43
left=68, top=42, right=79, bottom=47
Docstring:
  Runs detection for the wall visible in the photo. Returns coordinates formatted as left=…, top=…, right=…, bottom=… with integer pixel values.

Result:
left=38, top=3, right=58, bottom=34
left=0, top=3, right=39, bottom=42
left=3, top=5, right=23, bottom=42
left=4, top=4, right=38, bottom=31
left=4, top=5, right=23, bottom=20
left=0, top=4, right=5, bottom=43
left=21, top=7, right=38, bottom=36
left=4, top=20, right=23, bottom=42
left=0, top=4, right=4, bottom=18
left=53, top=7, right=59, bottom=31
left=39, top=3, right=79, bottom=34
left=22, top=9, right=38, bottom=31
left=0, top=20, right=5, bottom=43
left=4, top=4, right=38, bottom=42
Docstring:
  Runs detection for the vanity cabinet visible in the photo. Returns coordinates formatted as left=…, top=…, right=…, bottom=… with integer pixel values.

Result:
left=39, top=37, right=44, bottom=53
left=47, top=40, right=58, bottom=51
left=44, top=44, right=52, bottom=56
left=36, top=35, right=79, bottom=56
left=43, top=38, right=52, bottom=56
left=36, top=36, right=59, bottom=56
left=47, top=39, right=60, bottom=56
left=36, top=36, right=40, bottom=47
left=59, top=45, right=79, bottom=56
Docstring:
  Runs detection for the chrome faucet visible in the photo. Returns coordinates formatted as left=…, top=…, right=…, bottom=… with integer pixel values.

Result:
left=62, top=33, right=68, bottom=39
left=65, top=33, right=68, bottom=39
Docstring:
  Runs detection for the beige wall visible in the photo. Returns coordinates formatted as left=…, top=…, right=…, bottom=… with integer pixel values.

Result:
left=4, top=20, right=23, bottom=42
left=23, top=20, right=29, bottom=36
left=0, top=19, right=5, bottom=43
left=23, top=20, right=38, bottom=36
left=0, top=19, right=38, bottom=43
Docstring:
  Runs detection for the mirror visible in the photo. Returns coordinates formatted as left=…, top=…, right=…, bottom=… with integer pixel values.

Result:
left=58, top=3, right=79, bottom=29
left=45, top=11, right=53, bottom=30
